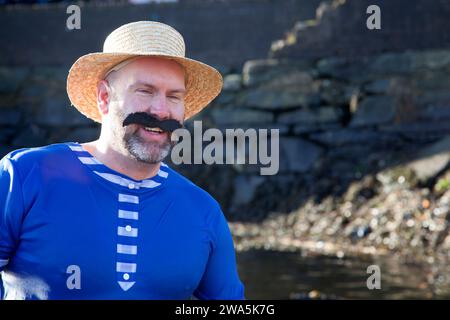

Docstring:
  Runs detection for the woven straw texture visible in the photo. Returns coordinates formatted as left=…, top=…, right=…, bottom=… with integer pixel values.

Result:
left=67, top=21, right=223, bottom=122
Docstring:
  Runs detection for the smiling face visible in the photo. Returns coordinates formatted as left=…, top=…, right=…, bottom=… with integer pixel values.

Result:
left=97, top=56, right=186, bottom=164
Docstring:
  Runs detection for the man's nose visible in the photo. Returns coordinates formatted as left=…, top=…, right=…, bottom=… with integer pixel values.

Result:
left=150, top=95, right=171, bottom=119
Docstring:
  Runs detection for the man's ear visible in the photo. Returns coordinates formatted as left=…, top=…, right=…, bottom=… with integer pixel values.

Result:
left=97, top=80, right=111, bottom=116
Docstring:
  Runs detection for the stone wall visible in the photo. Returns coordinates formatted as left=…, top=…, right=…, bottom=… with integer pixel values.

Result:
left=271, top=0, right=450, bottom=60
left=182, top=48, right=450, bottom=220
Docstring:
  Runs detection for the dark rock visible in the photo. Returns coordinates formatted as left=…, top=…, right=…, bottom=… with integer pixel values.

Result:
left=263, top=71, right=316, bottom=90
left=412, top=71, right=450, bottom=92
left=242, top=59, right=314, bottom=87
left=316, top=57, right=368, bottom=82
left=368, top=52, right=417, bottom=76
left=232, top=132, right=292, bottom=176
left=278, top=106, right=342, bottom=125
left=364, top=79, right=393, bottom=95
left=319, top=79, right=352, bottom=105
left=408, top=135, right=450, bottom=183
left=380, top=122, right=450, bottom=136
left=365, top=51, right=450, bottom=79
left=327, top=145, right=376, bottom=161
left=317, top=50, right=450, bottom=85
left=210, top=105, right=274, bottom=126
left=237, top=87, right=321, bottom=110
left=415, top=92, right=450, bottom=121
left=242, top=59, right=280, bottom=87
left=223, top=74, right=242, bottom=92
left=293, top=123, right=342, bottom=135
left=408, top=50, right=450, bottom=72
left=217, top=123, right=290, bottom=136
left=420, top=105, right=450, bottom=124
left=239, top=62, right=320, bottom=110
left=215, top=92, right=236, bottom=105
left=350, top=96, right=396, bottom=127
left=309, top=129, right=382, bottom=147
left=279, top=137, right=323, bottom=173
left=211, top=64, right=231, bottom=76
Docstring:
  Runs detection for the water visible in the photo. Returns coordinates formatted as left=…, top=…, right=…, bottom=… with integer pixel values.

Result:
left=236, top=250, right=450, bottom=299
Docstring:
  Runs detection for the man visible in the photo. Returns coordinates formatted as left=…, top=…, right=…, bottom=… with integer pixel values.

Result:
left=0, top=21, right=245, bottom=300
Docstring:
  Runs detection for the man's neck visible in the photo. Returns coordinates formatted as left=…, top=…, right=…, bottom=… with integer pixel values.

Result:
left=81, top=140, right=161, bottom=181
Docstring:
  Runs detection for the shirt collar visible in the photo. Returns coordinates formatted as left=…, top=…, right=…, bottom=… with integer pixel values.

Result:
left=66, top=142, right=169, bottom=190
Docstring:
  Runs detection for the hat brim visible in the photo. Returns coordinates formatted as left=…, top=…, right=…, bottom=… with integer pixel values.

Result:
left=66, top=52, right=223, bottom=122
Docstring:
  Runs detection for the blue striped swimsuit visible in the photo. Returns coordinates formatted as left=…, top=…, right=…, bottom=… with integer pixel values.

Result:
left=0, top=142, right=244, bottom=299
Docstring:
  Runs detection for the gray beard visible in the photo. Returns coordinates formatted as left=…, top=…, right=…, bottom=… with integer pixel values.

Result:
left=123, top=131, right=172, bottom=164
left=109, top=106, right=174, bottom=164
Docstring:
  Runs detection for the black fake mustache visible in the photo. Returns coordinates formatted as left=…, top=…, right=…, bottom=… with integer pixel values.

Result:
left=122, top=112, right=183, bottom=132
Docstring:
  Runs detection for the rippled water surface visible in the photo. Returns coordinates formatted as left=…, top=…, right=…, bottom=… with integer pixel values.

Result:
left=237, top=250, right=450, bottom=299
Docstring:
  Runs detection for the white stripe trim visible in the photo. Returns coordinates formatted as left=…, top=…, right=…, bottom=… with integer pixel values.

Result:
left=0, top=259, right=9, bottom=268
left=118, top=194, right=139, bottom=204
left=118, top=281, right=135, bottom=291
left=118, top=226, right=138, bottom=237
left=117, top=244, right=138, bottom=255
left=161, top=162, right=168, bottom=167
left=68, top=145, right=84, bottom=152
left=118, top=210, right=139, bottom=220
left=141, top=180, right=161, bottom=188
left=96, top=172, right=132, bottom=188
left=78, top=157, right=102, bottom=165
left=94, top=172, right=161, bottom=189
left=158, top=170, right=169, bottom=178
left=116, top=262, right=137, bottom=273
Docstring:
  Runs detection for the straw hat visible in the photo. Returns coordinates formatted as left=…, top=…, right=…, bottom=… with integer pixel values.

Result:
left=67, top=21, right=223, bottom=122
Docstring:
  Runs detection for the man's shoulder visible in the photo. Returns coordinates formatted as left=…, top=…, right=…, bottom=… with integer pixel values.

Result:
left=163, top=164, right=221, bottom=211
left=3, top=143, right=72, bottom=171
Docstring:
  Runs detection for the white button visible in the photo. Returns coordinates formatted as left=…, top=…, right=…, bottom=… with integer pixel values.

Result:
left=123, top=273, right=130, bottom=280
left=128, top=183, right=135, bottom=189
left=125, top=225, right=132, bottom=232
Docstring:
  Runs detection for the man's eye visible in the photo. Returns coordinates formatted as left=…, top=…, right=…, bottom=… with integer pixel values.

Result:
left=136, top=89, right=152, bottom=94
left=169, top=96, right=181, bottom=101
